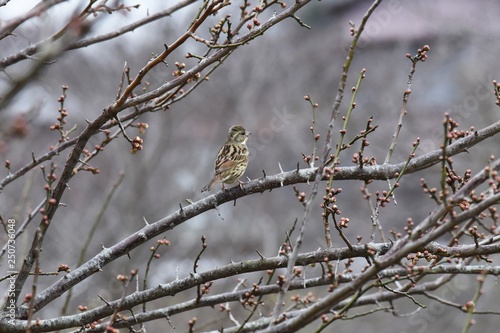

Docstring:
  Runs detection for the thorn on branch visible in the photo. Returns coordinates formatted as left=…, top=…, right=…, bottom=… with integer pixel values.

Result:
left=292, top=14, right=311, bottom=29
left=165, top=315, right=175, bottom=329
left=97, top=294, right=111, bottom=306
left=214, top=205, right=224, bottom=221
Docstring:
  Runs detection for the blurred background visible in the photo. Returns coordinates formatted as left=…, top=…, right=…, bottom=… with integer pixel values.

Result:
left=1, top=0, right=500, bottom=331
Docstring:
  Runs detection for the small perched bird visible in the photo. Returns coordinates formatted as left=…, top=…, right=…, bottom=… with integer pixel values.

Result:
left=201, top=125, right=251, bottom=192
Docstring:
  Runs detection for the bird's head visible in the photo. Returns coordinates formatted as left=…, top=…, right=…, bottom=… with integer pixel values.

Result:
left=227, top=125, right=251, bottom=144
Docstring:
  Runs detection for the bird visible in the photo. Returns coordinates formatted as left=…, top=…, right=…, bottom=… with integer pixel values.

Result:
left=201, top=125, right=251, bottom=192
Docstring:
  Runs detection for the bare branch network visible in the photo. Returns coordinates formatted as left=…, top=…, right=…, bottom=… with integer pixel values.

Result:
left=1, top=0, right=500, bottom=332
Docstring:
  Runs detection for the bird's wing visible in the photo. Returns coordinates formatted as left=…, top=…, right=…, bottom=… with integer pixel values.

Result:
left=214, top=144, right=247, bottom=174
left=215, top=159, right=239, bottom=174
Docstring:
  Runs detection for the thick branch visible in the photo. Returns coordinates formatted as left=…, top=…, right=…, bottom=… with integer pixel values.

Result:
left=6, top=240, right=500, bottom=332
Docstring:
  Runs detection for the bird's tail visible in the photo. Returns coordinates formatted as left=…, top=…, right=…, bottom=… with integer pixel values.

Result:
left=201, top=177, right=219, bottom=192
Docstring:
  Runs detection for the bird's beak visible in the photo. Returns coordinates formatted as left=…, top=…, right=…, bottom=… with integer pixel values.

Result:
left=246, top=131, right=252, bottom=136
